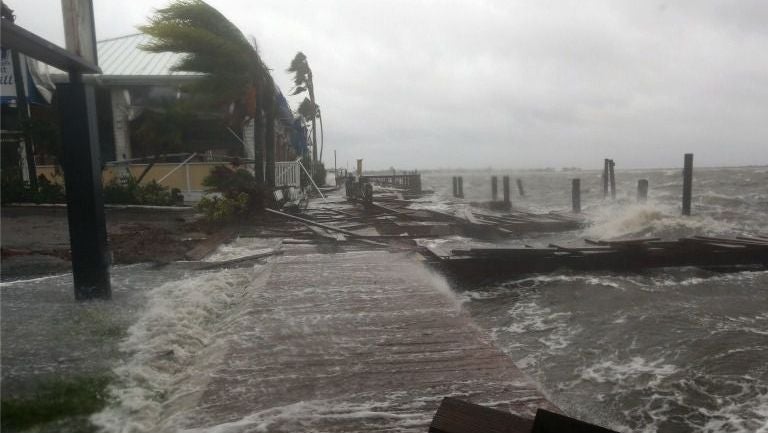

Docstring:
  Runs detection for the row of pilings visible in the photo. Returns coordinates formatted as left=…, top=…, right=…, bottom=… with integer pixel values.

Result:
left=451, top=153, right=696, bottom=216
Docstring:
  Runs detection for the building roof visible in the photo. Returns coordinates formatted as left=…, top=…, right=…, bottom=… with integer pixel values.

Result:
left=97, top=33, right=199, bottom=78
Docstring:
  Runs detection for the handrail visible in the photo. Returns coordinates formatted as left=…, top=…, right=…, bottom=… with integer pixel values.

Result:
left=157, top=153, right=197, bottom=184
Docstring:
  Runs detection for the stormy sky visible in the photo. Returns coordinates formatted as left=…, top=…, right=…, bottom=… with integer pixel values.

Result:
left=9, top=1, right=768, bottom=170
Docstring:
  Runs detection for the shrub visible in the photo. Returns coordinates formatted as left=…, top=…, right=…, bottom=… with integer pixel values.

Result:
left=102, top=178, right=177, bottom=206
left=1, top=171, right=66, bottom=204
left=198, top=166, right=265, bottom=222
left=1, top=168, right=29, bottom=204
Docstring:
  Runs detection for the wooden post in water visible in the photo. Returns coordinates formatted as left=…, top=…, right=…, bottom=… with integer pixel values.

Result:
left=452, top=176, right=458, bottom=197
left=572, top=178, right=581, bottom=213
left=682, top=153, right=693, bottom=216
left=637, top=179, right=648, bottom=203
left=502, top=176, right=510, bottom=204
left=457, top=176, right=464, bottom=198
left=356, top=159, right=363, bottom=177
left=603, top=159, right=610, bottom=199
left=516, top=178, right=525, bottom=196
left=609, top=159, right=616, bottom=200
left=491, top=176, right=498, bottom=201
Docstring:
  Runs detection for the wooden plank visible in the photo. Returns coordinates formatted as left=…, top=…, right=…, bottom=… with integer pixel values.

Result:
left=184, top=226, right=237, bottom=261
left=195, top=249, right=284, bottom=270
left=429, top=397, right=534, bottom=433
left=532, top=408, right=618, bottom=433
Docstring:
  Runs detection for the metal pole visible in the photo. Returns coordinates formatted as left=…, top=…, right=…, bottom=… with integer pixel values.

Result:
left=157, top=153, right=197, bottom=184
left=297, top=157, right=327, bottom=201
left=682, top=153, right=693, bottom=216
left=57, top=72, right=111, bottom=300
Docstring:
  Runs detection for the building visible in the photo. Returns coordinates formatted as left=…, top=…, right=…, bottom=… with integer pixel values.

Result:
left=35, top=33, right=309, bottom=200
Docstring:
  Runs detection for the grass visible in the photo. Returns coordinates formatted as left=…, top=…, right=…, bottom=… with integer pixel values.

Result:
left=1, top=374, right=112, bottom=432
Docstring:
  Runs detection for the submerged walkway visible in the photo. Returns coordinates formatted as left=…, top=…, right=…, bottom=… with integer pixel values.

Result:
left=176, top=244, right=555, bottom=432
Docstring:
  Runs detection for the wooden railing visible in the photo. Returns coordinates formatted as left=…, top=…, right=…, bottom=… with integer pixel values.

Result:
left=275, top=161, right=301, bottom=187
left=360, top=174, right=422, bottom=193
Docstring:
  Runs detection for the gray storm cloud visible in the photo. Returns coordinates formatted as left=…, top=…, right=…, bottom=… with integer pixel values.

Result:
left=11, top=0, right=768, bottom=169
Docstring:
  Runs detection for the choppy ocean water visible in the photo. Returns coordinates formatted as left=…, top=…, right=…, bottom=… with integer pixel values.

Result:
left=2, top=166, right=765, bottom=432
left=421, top=166, right=768, bottom=432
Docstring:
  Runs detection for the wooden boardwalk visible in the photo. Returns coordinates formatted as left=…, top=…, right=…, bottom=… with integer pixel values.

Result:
left=176, top=245, right=555, bottom=432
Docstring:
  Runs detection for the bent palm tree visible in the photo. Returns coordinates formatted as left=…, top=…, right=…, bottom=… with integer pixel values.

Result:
left=140, top=0, right=277, bottom=185
left=288, top=52, right=320, bottom=163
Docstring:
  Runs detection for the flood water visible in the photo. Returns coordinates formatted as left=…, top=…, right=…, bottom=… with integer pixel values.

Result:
left=421, top=166, right=768, bottom=432
left=2, top=166, right=766, bottom=432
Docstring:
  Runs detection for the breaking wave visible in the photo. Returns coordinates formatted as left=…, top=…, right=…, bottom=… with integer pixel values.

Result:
left=582, top=202, right=739, bottom=240
left=92, top=265, right=263, bottom=433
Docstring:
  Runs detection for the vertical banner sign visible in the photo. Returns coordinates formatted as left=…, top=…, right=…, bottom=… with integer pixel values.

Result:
left=1, top=49, right=17, bottom=103
left=61, top=0, right=98, bottom=65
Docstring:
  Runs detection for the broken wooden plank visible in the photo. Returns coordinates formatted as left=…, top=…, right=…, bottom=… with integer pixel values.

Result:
left=429, top=397, right=534, bottom=433
left=196, top=249, right=284, bottom=270
left=184, top=226, right=238, bottom=261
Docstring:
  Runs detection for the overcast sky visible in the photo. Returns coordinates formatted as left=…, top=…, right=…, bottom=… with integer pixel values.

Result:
left=8, top=0, right=768, bottom=169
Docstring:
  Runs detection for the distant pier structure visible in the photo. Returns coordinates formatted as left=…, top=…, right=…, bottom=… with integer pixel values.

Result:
left=360, top=172, right=422, bottom=194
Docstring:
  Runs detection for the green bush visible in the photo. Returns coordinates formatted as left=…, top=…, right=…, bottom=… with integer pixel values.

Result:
left=102, top=178, right=178, bottom=206
left=1, top=170, right=66, bottom=204
left=197, top=166, right=265, bottom=222
left=1, top=168, right=29, bottom=204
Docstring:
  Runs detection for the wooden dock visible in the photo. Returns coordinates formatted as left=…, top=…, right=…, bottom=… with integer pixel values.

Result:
left=175, top=245, right=556, bottom=432
left=423, top=236, right=768, bottom=282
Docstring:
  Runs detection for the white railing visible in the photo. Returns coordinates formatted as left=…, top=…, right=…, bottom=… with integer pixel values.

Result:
left=275, top=161, right=301, bottom=187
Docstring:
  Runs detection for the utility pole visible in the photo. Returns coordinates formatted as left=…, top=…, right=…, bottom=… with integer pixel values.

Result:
left=59, top=0, right=111, bottom=299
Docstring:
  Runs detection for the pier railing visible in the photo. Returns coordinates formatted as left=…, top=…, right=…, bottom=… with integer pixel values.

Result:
left=360, top=174, right=422, bottom=194
left=275, top=161, right=301, bottom=187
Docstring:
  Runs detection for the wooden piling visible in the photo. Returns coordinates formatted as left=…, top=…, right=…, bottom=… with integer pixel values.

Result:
left=491, top=176, right=498, bottom=201
left=682, top=153, right=693, bottom=216
left=516, top=178, right=525, bottom=196
left=609, top=159, right=616, bottom=200
left=502, top=176, right=510, bottom=204
left=603, top=159, right=610, bottom=199
left=457, top=176, right=464, bottom=198
left=637, top=179, right=648, bottom=203
left=572, top=178, right=581, bottom=213
left=452, top=176, right=458, bottom=197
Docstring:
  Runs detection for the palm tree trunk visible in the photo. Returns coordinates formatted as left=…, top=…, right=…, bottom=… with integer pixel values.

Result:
left=318, top=112, right=324, bottom=163
left=307, top=69, right=318, bottom=163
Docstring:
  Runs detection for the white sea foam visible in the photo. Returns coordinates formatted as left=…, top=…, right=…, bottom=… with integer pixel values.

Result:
left=178, top=397, right=431, bottom=433
left=583, top=202, right=736, bottom=240
left=92, top=266, right=262, bottom=433
left=580, top=357, right=678, bottom=389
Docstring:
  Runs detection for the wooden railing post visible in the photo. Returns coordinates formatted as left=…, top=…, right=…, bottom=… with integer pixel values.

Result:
left=682, top=153, right=693, bottom=216
left=572, top=178, right=581, bottom=213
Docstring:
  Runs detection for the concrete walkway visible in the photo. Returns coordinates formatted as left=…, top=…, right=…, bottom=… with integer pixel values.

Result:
left=176, top=245, right=555, bottom=432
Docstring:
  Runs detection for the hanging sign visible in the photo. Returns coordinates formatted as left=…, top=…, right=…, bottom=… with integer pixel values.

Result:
left=1, top=48, right=17, bottom=103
